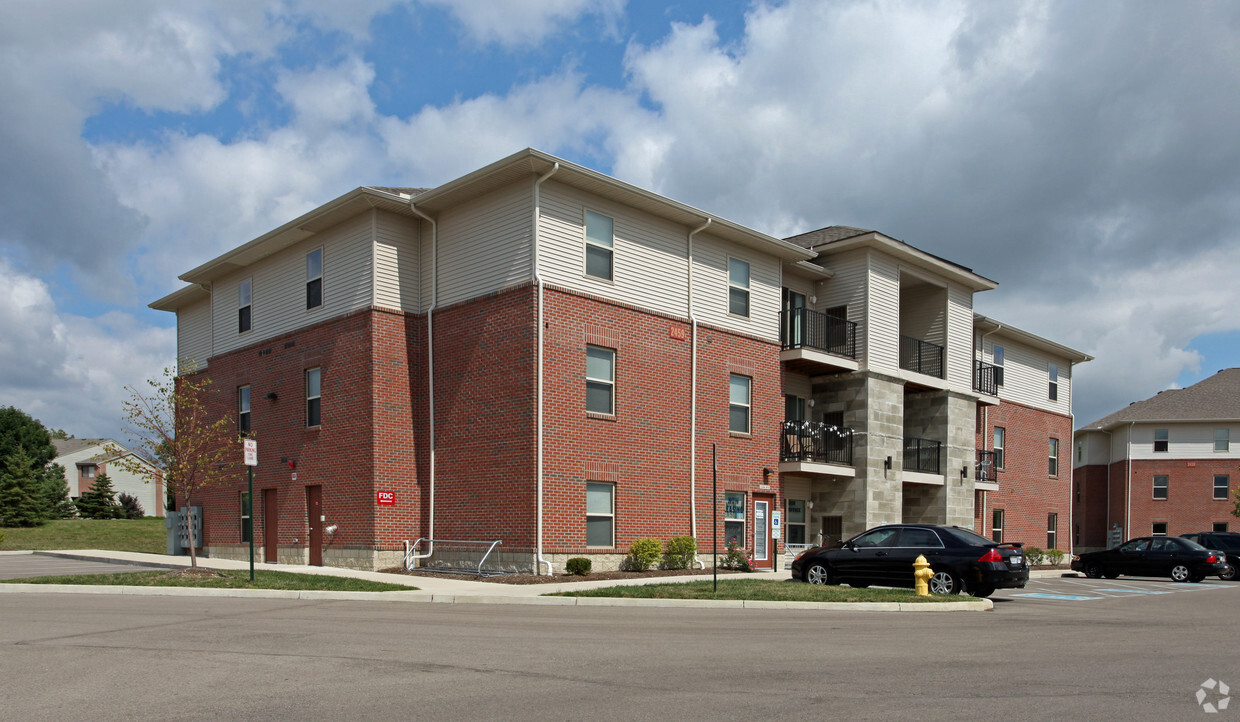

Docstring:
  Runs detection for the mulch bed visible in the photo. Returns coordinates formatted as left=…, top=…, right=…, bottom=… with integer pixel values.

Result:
left=378, top=566, right=748, bottom=585
left=162, top=567, right=229, bottom=579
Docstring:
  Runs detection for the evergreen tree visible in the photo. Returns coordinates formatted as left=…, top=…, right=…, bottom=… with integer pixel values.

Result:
left=117, top=492, right=145, bottom=520
left=0, top=449, right=48, bottom=527
left=0, top=407, right=57, bottom=468
left=41, top=464, right=77, bottom=519
left=75, top=472, right=120, bottom=520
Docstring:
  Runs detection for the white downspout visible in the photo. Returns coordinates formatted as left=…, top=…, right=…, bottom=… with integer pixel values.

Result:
left=406, top=203, right=437, bottom=566
left=687, top=217, right=711, bottom=569
left=1126, top=422, right=1134, bottom=541
left=1101, top=428, right=1113, bottom=546
left=533, top=162, right=559, bottom=576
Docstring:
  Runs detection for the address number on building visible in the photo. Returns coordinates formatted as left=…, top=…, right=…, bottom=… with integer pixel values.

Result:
left=376, top=491, right=396, bottom=505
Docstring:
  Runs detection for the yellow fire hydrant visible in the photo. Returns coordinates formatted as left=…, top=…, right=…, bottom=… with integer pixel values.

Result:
left=913, top=554, right=933, bottom=596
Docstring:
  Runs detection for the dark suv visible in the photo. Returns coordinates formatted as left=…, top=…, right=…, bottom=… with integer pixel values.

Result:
left=1180, top=532, right=1240, bottom=581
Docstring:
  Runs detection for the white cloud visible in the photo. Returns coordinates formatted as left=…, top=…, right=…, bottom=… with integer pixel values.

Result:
left=422, top=0, right=625, bottom=46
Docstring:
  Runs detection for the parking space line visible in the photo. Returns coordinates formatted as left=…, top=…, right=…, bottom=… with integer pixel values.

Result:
left=1094, top=589, right=1171, bottom=595
left=1012, top=593, right=1102, bottom=601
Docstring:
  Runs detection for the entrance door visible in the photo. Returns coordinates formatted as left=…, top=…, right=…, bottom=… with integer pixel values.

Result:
left=306, top=485, right=323, bottom=566
left=754, top=497, right=773, bottom=570
left=821, top=515, right=843, bottom=547
left=263, top=489, right=278, bottom=564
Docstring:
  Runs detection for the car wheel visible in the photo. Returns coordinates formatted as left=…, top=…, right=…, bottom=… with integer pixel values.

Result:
left=1084, top=563, right=1104, bottom=579
left=1170, top=564, right=1191, bottom=582
left=1220, top=564, right=1237, bottom=582
left=805, top=564, right=832, bottom=585
left=929, top=570, right=961, bottom=595
left=970, top=585, right=995, bottom=598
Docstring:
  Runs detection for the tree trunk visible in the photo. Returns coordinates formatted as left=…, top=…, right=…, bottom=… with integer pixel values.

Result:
left=185, top=493, right=198, bottom=568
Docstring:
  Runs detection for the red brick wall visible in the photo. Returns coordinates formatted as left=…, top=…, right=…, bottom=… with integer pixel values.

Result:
left=975, top=401, right=1074, bottom=552
left=1074, top=463, right=1110, bottom=548
left=1119, top=459, right=1237, bottom=537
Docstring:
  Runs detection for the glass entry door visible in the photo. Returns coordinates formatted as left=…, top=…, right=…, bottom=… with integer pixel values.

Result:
left=754, top=500, right=770, bottom=565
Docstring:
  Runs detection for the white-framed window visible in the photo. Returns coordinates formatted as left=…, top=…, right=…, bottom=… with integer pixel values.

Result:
left=1077, top=440, right=1084, bottom=463
left=992, top=509, right=1004, bottom=543
left=1048, top=363, right=1059, bottom=401
left=993, top=427, right=1006, bottom=469
left=238, top=385, right=251, bottom=437
left=1153, top=428, right=1168, bottom=453
left=724, top=491, right=746, bottom=547
left=306, top=248, right=323, bottom=310
left=238, top=278, right=252, bottom=333
left=1153, top=475, right=1168, bottom=500
left=1048, top=438, right=1059, bottom=476
left=992, top=345, right=1005, bottom=386
left=1214, top=522, right=1230, bottom=533
left=584, top=210, right=614, bottom=281
left=585, top=482, right=614, bottom=547
left=1047, top=513, right=1058, bottom=550
left=728, top=257, right=750, bottom=317
left=1215, top=428, right=1230, bottom=452
left=728, top=374, right=751, bottom=434
left=1152, top=522, right=1168, bottom=536
left=240, top=491, right=252, bottom=543
left=306, top=368, right=321, bottom=427
left=785, top=499, right=807, bottom=545
left=1215, top=475, right=1230, bottom=500
left=585, top=346, right=615, bottom=415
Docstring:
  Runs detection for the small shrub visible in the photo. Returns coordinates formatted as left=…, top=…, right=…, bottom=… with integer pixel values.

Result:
left=623, top=538, right=663, bottom=571
left=565, top=557, right=592, bottom=576
left=720, top=542, right=753, bottom=572
left=118, top=493, right=145, bottom=520
left=1025, top=546, right=1045, bottom=566
left=663, top=536, right=698, bottom=570
left=1046, top=548, right=1065, bottom=566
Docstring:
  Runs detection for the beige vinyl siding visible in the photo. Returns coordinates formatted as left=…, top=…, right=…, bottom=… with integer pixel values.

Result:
left=782, top=371, right=812, bottom=400
left=945, top=283, right=974, bottom=388
left=781, top=274, right=815, bottom=302
left=1129, top=423, right=1240, bottom=460
left=177, top=298, right=212, bottom=372
left=436, top=181, right=532, bottom=308
left=539, top=181, right=689, bottom=318
left=866, top=252, right=900, bottom=371
left=900, top=280, right=945, bottom=345
left=374, top=210, right=420, bottom=312
left=211, top=212, right=375, bottom=356
left=984, top=336, right=1072, bottom=414
left=817, top=250, right=868, bottom=360
left=692, top=233, right=780, bottom=341
left=783, top=476, right=812, bottom=503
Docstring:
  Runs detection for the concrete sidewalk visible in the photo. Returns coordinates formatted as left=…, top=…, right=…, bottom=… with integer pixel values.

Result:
left=0, top=549, right=1005, bottom=611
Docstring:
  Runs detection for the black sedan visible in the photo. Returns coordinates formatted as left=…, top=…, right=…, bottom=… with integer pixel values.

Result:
left=1180, top=532, right=1240, bottom=581
left=790, top=524, right=1029, bottom=598
left=1070, top=536, right=1227, bottom=582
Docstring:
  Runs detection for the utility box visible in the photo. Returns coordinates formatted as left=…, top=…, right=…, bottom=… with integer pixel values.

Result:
left=166, top=507, right=203, bottom=555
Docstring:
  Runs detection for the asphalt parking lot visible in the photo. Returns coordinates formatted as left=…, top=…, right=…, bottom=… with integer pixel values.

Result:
left=0, top=553, right=168, bottom=580
left=992, top=572, right=1237, bottom=605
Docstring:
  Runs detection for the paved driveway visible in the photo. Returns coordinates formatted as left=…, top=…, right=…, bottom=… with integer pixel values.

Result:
left=0, top=553, right=167, bottom=580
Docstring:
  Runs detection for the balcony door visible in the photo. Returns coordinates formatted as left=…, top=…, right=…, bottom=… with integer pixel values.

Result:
left=782, top=288, right=806, bottom=348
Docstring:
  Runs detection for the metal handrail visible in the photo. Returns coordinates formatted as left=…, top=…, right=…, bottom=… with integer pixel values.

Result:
left=903, top=437, right=942, bottom=474
left=975, top=360, right=999, bottom=395
left=780, top=420, right=854, bottom=465
left=404, top=537, right=503, bottom=575
left=976, top=450, right=997, bottom=482
left=780, top=308, right=858, bottom=359
left=900, top=335, right=944, bottom=378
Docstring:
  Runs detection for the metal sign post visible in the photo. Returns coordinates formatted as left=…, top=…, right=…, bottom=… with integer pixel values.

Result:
left=243, top=439, right=258, bottom=581
left=712, top=443, right=717, bottom=594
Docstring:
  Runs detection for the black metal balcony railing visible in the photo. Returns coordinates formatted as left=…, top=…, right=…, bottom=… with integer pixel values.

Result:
left=899, top=335, right=944, bottom=379
left=780, top=308, right=858, bottom=359
left=974, top=360, right=1000, bottom=395
left=976, top=450, right=997, bottom=483
left=903, top=437, right=942, bottom=474
left=781, top=420, right=854, bottom=466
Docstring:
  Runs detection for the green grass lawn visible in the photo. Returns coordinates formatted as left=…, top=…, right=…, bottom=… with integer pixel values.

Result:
left=548, top=579, right=968, bottom=603
left=0, top=518, right=166, bottom=553
left=1, top=569, right=415, bottom=592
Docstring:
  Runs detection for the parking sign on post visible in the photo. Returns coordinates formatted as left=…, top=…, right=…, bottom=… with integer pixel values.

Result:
left=242, top=439, right=257, bottom=580
left=243, top=439, right=258, bottom=466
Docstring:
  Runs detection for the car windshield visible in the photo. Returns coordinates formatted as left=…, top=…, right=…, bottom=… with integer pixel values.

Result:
left=941, top=527, right=995, bottom=547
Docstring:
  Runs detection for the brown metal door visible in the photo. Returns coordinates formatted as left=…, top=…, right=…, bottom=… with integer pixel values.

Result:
left=263, top=489, right=278, bottom=564
left=306, top=485, right=323, bottom=566
left=822, top=515, right=843, bottom=547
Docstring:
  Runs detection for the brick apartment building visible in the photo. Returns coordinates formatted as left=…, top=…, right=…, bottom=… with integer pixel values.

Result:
left=152, top=148, right=1088, bottom=572
left=1073, top=369, right=1240, bottom=551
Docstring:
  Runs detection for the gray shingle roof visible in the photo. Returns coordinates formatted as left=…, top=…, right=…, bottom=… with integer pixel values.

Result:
left=783, top=225, right=874, bottom=249
left=1080, top=368, right=1240, bottom=430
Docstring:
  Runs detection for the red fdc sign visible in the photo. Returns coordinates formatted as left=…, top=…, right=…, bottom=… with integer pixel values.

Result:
left=376, top=491, right=396, bottom=505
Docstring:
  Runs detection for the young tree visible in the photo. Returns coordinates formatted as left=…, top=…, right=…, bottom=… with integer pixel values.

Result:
left=109, top=365, right=237, bottom=567
left=0, top=448, right=47, bottom=527
left=41, top=463, right=77, bottom=519
left=117, top=492, right=145, bottom=520
left=75, top=472, right=120, bottom=520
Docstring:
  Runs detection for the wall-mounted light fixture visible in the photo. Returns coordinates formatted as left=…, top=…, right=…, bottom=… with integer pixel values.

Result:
left=762, top=468, right=772, bottom=483
left=961, top=466, right=968, bottom=479
left=884, top=456, right=892, bottom=470
left=264, top=392, right=278, bottom=400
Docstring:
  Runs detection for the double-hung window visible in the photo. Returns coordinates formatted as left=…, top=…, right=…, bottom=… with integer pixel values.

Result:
left=729, top=374, right=751, bottom=434
left=993, top=427, right=1006, bottom=469
left=238, top=385, right=251, bottom=437
left=728, top=258, right=750, bottom=317
left=1152, top=522, right=1168, bottom=536
left=1215, top=475, right=1230, bottom=500
left=1216, top=428, right=1230, bottom=452
left=1048, top=363, right=1058, bottom=401
left=306, top=249, right=323, bottom=310
left=1153, top=475, right=1168, bottom=500
left=1048, top=438, right=1059, bottom=476
left=585, top=482, right=614, bottom=547
left=586, top=346, right=615, bottom=415
left=1047, top=513, right=1058, bottom=550
left=992, top=345, right=1005, bottom=386
left=306, top=368, right=321, bottom=427
left=1153, top=428, right=1168, bottom=453
left=584, top=211, right=614, bottom=281
left=238, top=278, right=252, bottom=333
left=992, top=509, right=1004, bottom=543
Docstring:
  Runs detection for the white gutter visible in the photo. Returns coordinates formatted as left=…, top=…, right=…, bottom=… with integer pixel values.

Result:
left=533, top=162, right=560, bottom=576
left=405, top=202, right=438, bottom=566
left=687, top=217, right=711, bottom=569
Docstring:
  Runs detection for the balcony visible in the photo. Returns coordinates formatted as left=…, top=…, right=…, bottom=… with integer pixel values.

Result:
left=974, top=360, right=1000, bottom=400
left=779, top=309, right=860, bottom=374
left=976, top=450, right=997, bottom=483
left=899, top=335, right=944, bottom=379
left=779, top=420, right=855, bottom=477
left=903, top=437, right=942, bottom=475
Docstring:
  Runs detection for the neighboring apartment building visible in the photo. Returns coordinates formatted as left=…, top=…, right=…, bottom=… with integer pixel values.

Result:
left=151, top=148, right=1086, bottom=572
left=51, top=439, right=165, bottom=517
left=1073, top=369, right=1240, bottom=550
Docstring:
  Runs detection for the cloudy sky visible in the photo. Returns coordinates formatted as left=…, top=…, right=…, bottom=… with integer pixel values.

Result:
left=2, top=0, right=1239, bottom=440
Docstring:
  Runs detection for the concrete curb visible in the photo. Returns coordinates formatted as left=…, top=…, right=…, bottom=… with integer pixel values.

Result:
left=0, top=581, right=992, bottom=610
